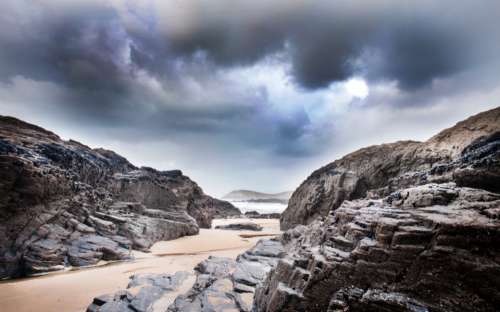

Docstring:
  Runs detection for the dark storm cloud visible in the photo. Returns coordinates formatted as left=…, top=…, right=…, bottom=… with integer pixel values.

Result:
left=0, top=0, right=499, bottom=158
left=148, top=0, right=499, bottom=90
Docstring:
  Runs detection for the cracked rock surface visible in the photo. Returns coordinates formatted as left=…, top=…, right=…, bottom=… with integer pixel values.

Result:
left=0, top=116, right=240, bottom=278
left=254, top=184, right=500, bottom=311
left=168, top=239, right=285, bottom=312
left=87, top=271, right=192, bottom=312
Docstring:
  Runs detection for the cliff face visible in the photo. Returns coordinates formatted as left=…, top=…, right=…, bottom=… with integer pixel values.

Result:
left=253, top=107, right=500, bottom=312
left=0, top=116, right=239, bottom=279
left=281, top=107, right=500, bottom=230
left=255, top=184, right=500, bottom=312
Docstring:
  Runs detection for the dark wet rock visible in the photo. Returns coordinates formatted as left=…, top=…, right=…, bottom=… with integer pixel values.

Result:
left=244, top=211, right=281, bottom=219
left=87, top=271, right=191, bottom=312
left=254, top=184, right=500, bottom=312
left=169, top=239, right=285, bottom=312
left=0, top=115, right=240, bottom=278
left=282, top=107, right=500, bottom=230
left=215, top=222, right=263, bottom=231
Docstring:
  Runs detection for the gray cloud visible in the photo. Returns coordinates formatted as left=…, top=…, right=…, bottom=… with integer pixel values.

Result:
left=0, top=0, right=499, bottom=195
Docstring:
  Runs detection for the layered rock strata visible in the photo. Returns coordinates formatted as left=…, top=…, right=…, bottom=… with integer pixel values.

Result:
left=282, top=107, right=500, bottom=230
left=254, top=184, right=500, bottom=311
left=0, top=116, right=239, bottom=278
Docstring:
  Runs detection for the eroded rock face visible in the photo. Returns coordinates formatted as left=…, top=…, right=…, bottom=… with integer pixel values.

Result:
left=254, top=184, right=500, bottom=312
left=0, top=116, right=239, bottom=278
left=281, top=107, right=500, bottom=230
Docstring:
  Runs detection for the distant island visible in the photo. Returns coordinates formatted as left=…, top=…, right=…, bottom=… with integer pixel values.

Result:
left=222, top=190, right=292, bottom=204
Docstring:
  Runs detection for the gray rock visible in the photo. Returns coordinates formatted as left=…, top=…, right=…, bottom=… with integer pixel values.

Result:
left=87, top=271, right=191, bottom=312
left=281, top=107, right=500, bottom=230
left=169, top=239, right=285, bottom=312
left=244, top=211, right=281, bottom=219
left=254, top=184, right=500, bottom=312
left=215, top=222, right=263, bottom=231
left=0, top=115, right=240, bottom=278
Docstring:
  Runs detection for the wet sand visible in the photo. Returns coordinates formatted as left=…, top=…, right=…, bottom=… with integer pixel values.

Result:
left=0, top=218, right=280, bottom=312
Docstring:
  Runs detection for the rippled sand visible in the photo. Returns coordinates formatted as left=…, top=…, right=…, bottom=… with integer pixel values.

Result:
left=0, top=218, right=280, bottom=312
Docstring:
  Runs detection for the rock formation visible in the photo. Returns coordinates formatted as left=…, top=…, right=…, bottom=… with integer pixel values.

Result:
left=253, top=107, right=500, bottom=311
left=0, top=116, right=240, bottom=279
left=87, top=238, right=285, bottom=312
left=281, top=107, right=500, bottom=230
left=168, top=239, right=284, bottom=312
left=254, top=184, right=500, bottom=311
left=87, top=271, right=192, bottom=312
left=85, top=107, right=499, bottom=311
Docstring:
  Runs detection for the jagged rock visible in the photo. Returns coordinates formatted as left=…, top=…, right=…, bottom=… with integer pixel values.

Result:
left=215, top=222, right=263, bottom=231
left=87, top=271, right=191, bottom=312
left=254, top=184, right=500, bottom=311
left=282, top=107, right=500, bottom=230
left=0, top=116, right=240, bottom=278
left=169, top=239, right=285, bottom=312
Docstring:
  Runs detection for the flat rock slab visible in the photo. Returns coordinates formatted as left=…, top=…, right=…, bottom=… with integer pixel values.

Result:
left=215, top=222, right=263, bottom=231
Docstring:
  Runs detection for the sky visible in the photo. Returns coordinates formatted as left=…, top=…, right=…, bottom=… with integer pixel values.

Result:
left=0, top=0, right=499, bottom=197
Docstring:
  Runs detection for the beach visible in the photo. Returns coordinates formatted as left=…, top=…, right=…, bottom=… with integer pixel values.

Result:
left=0, top=218, right=280, bottom=312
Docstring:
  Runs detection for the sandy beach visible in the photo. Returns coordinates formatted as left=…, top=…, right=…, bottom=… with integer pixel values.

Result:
left=0, top=218, right=280, bottom=312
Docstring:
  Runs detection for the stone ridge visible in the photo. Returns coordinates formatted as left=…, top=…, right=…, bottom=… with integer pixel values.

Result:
left=0, top=115, right=240, bottom=279
left=281, top=106, right=500, bottom=230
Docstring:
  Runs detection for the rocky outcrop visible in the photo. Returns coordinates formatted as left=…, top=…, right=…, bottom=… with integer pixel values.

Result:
left=169, top=239, right=285, bottom=312
left=254, top=183, right=500, bottom=311
left=215, top=222, right=263, bottom=231
left=254, top=107, right=500, bottom=311
left=87, top=271, right=192, bottom=312
left=87, top=238, right=285, bottom=312
left=281, top=107, right=500, bottom=230
left=0, top=116, right=239, bottom=278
